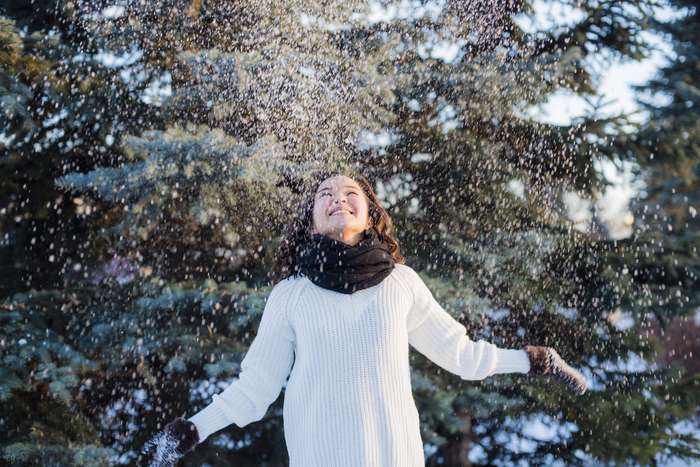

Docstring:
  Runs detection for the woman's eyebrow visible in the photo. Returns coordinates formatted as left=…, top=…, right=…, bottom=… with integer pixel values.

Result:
left=317, top=185, right=360, bottom=193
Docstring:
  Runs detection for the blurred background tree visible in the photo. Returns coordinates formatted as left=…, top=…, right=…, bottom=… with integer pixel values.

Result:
left=0, top=0, right=698, bottom=466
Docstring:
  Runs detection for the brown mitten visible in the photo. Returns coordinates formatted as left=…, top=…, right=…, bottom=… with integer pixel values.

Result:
left=524, top=345, right=588, bottom=395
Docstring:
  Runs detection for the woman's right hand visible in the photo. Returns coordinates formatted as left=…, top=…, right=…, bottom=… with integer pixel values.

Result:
left=141, top=417, right=200, bottom=467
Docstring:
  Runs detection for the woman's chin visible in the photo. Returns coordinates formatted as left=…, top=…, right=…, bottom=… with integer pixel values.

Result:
left=317, top=226, right=362, bottom=238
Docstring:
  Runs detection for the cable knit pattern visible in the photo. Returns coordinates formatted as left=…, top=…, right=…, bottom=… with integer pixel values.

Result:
left=188, top=263, right=530, bottom=466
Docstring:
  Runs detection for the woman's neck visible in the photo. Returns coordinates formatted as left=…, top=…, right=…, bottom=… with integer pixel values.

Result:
left=314, top=230, right=365, bottom=246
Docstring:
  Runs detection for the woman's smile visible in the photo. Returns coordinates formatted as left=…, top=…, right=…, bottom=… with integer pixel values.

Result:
left=331, top=210, right=352, bottom=216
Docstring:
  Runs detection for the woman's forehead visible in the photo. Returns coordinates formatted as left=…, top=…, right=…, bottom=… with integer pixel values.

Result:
left=317, top=175, right=361, bottom=190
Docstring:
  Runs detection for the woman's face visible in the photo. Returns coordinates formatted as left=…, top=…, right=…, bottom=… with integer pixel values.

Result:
left=310, top=175, right=372, bottom=246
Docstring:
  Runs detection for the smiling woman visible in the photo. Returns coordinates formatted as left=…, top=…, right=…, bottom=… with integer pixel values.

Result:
left=141, top=169, right=588, bottom=467
left=272, top=168, right=406, bottom=281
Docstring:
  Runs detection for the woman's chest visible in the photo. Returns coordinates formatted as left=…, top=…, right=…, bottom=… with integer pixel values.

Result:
left=288, top=281, right=412, bottom=357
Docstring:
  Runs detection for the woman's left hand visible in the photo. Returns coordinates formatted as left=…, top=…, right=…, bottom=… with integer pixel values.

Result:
left=524, top=345, right=588, bottom=395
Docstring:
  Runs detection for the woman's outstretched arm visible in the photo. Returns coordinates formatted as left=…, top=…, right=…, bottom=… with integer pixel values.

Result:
left=187, top=277, right=297, bottom=442
left=399, top=264, right=587, bottom=394
left=399, top=264, right=530, bottom=380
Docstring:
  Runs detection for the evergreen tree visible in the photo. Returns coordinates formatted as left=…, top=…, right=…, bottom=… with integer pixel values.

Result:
left=369, top=1, right=699, bottom=464
left=0, top=1, right=162, bottom=296
left=0, top=2, right=162, bottom=464
left=611, top=1, right=700, bottom=462
left=1, top=1, right=698, bottom=466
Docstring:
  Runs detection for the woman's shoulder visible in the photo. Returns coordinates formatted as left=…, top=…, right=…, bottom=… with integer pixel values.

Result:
left=267, top=273, right=311, bottom=300
left=393, top=263, right=414, bottom=273
left=392, top=262, right=422, bottom=282
left=271, top=273, right=305, bottom=290
left=389, top=263, right=425, bottom=295
left=262, top=275, right=309, bottom=318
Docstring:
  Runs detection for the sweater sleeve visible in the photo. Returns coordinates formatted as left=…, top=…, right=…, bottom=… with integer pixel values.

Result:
left=400, top=265, right=530, bottom=380
left=188, top=278, right=296, bottom=442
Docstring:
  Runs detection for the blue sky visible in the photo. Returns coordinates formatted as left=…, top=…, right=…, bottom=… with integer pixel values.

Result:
left=520, top=1, right=676, bottom=126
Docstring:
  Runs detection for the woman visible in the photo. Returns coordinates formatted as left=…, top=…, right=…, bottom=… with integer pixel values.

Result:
left=142, top=169, right=588, bottom=467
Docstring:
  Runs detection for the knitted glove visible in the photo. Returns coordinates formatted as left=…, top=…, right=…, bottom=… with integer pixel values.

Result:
left=141, top=417, right=199, bottom=467
left=524, top=345, right=588, bottom=395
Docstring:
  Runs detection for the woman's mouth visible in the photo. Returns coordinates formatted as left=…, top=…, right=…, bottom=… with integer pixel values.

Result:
left=329, top=207, right=353, bottom=216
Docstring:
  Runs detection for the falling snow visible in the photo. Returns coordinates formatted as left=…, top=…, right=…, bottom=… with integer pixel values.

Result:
left=0, top=0, right=698, bottom=466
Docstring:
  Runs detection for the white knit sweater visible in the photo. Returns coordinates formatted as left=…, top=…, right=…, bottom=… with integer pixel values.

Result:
left=188, top=263, right=531, bottom=466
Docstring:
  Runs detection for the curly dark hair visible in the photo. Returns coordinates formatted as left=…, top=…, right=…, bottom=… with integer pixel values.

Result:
left=270, top=168, right=405, bottom=281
